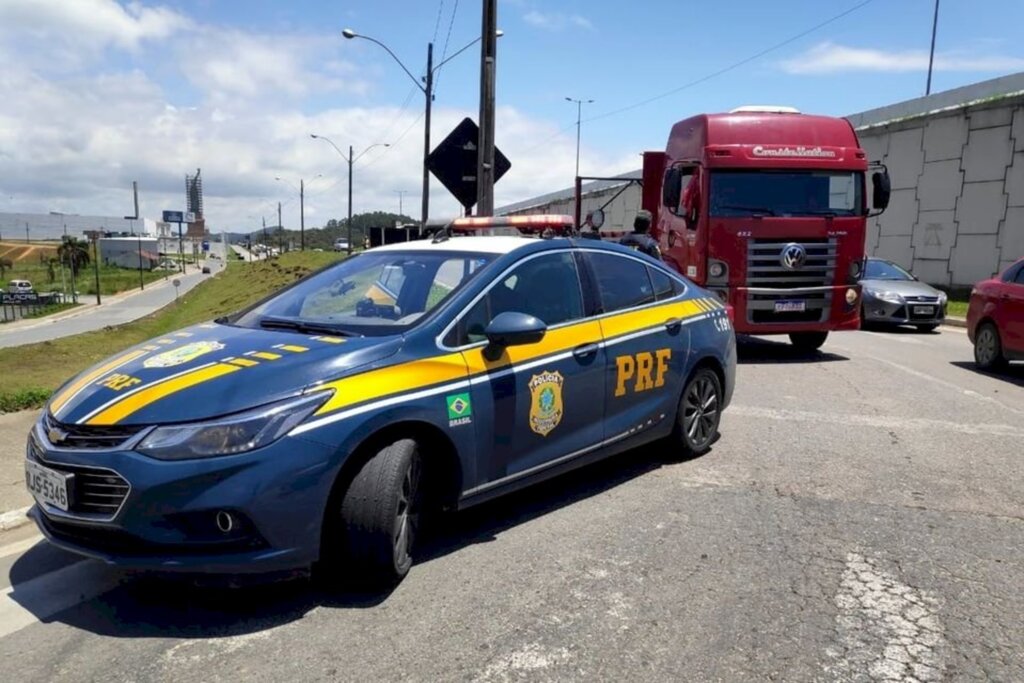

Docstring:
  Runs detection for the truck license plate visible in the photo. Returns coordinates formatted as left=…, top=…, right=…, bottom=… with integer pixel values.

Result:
left=25, top=460, right=72, bottom=511
left=913, top=306, right=934, bottom=315
left=774, top=300, right=806, bottom=313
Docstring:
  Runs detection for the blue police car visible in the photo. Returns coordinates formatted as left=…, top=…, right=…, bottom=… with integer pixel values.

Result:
left=25, top=215, right=736, bottom=584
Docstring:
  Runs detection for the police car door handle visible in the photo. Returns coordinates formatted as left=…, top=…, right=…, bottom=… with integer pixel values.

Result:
left=664, top=318, right=682, bottom=331
left=573, top=342, right=600, bottom=359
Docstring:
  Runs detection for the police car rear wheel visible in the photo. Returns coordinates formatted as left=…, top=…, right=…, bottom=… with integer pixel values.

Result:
left=673, top=367, right=721, bottom=458
left=338, top=438, right=422, bottom=584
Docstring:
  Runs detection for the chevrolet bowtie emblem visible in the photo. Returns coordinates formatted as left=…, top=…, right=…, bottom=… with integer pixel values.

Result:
left=48, top=427, right=68, bottom=445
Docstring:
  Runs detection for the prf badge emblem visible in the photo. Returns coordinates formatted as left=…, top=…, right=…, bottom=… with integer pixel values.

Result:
left=143, top=341, right=225, bottom=369
left=528, top=371, right=564, bottom=437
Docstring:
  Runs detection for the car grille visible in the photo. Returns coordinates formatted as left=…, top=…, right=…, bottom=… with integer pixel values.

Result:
left=28, top=434, right=131, bottom=519
left=43, top=413, right=144, bottom=450
left=746, top=238, right=836, bottom=324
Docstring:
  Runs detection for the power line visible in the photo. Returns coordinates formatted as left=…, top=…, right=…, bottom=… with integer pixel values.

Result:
left=431, top=0, right=445, bottom=45
left=434, top=0, right=461, bottom=95
left=586, top=0, right=877, bottom=124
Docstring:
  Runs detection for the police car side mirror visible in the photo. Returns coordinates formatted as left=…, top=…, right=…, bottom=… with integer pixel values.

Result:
left=484, top=311, right=546, bottom=351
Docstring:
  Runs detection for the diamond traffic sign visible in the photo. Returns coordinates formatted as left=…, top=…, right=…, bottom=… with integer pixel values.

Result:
left=427, top=117, right=511, bottom=210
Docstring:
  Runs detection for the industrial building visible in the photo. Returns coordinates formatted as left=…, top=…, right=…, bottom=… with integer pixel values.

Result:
left=498, top=72, right=1024, bottom=287
left=97, top=237, right=161, bottom=270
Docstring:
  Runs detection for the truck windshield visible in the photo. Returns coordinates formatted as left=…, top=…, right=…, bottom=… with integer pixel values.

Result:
left=230, top=251, right=494, bottom=336
left=709, top=170, right=863, bottom=217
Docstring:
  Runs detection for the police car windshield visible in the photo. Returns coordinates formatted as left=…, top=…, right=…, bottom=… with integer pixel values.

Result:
left=233, top=251, right=494, bottom=336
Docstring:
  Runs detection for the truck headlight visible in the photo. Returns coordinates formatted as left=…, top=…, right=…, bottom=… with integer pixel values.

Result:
left=708, top=261, right=726, bottom=278
left=137, top=392, right=331, bottom=460
left=845, top=288, right=858, bottom=305
left=874, top=290, right=905, bottom=305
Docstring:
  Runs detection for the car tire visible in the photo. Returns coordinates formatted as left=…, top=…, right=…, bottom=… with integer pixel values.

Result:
left=916, top=324, right=939, bottom=333
left=973, top=322, right=1007, bottom=371
left=789, top=331, right=828, bottom=351
left=336, top=438, right=422, bottom=585
left=668, top=367, right=722, bottom=460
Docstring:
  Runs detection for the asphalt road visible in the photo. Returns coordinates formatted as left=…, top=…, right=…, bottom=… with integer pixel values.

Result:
left=0, top=242, right=227, bottom=349
left=0, top=325, right=1021, bottom=682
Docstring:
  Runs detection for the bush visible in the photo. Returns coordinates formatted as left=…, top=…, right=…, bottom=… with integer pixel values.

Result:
left=0, top=387, right=52, bottom=413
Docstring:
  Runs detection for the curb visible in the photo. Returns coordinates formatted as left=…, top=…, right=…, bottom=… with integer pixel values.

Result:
left=943, top=317, right=967, bottom=329
left=0, top=506, right=32, bottom=532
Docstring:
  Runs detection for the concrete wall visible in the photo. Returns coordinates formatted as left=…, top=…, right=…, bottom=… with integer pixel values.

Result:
left=858, top=94, right=1024, bottom=286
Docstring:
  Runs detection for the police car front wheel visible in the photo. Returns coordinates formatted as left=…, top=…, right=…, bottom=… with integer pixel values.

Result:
left=337, top=438, right=423, bottom=584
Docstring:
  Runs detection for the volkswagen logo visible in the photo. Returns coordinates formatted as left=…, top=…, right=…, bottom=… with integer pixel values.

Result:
left=780, top=243, right=807, bottom=271
left=47, top=427, right=68, bottom=445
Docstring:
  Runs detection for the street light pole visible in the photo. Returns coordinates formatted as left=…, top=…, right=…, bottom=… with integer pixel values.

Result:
left=395, top=190, right=407, bottom=216
left=300, top=178, right=305, bottom=250
left=566, top=97, right=594, bottom=181
left=347, top=145, right=354, bottom=255
left=310, top=136, right=388, bottom=254
left=926, top=0, right=940, bottom=95
left=342, top=29, right=502, bottom=229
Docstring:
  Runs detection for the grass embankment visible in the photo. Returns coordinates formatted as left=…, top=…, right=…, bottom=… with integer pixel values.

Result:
left=947, top=300, right=969, bottom=318
left=0, top=251, right=344, bottom=413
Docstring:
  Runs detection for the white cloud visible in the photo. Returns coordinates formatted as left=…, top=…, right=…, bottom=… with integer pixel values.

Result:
left=523, top=10, right=594, bottom=32
left=781, top=42, right=1024, bottom=74
left=0, top=0, right=190, bottom=53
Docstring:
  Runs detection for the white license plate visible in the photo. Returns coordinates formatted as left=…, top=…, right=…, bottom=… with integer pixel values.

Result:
left=913, top=306, right=934, bottom=315
left=774, top=300, right=806, bottom=313
left=25, top=460, right=72, bottom=511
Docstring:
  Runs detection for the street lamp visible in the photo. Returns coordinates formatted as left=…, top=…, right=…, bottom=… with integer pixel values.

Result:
left=566, top=97, right=594, bottom=181
left=275, top=174, right=321, bottom=251
left=341, top=27, right=503, bottom=232
left=310, top=134, right=389, bottom=254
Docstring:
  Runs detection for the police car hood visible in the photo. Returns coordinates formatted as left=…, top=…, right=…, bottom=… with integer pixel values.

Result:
left=48, top=323, right=402, bottom=427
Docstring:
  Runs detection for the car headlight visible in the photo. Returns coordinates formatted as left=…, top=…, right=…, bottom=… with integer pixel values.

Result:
left=938, top=291, right=948, bottom=305
left=137, top=392, right=331, bottom=460
left=874, top=290, right=905, bottom=304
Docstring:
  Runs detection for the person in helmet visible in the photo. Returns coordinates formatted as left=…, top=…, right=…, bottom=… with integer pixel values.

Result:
left=619, top=209, right=662, bottom=260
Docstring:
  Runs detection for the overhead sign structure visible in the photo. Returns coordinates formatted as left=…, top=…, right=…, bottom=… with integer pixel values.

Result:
left=163, top=210, right=184, bottom=223
left=427, top=117, right=511, bottom=211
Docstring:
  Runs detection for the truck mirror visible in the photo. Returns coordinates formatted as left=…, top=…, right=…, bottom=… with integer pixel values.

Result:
left=662, top=168, right=682, bottom=212
left=588, top=208, right=605, bottom=229
left=871, top=170, right=891, bottom=211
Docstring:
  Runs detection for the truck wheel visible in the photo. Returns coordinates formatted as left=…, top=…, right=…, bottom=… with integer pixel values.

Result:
left=789, top=331, right=828, bottom=351
left=973, top=322, right=1007, bottom=371
left=668, top=367, right=722, bottom=460
left=336, top=438, right=422, bottom=585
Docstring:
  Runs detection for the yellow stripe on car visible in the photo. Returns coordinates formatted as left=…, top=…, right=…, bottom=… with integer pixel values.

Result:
left=50, top=349, right=149, bottom=416
left=86, top=363, right=242, bottom=425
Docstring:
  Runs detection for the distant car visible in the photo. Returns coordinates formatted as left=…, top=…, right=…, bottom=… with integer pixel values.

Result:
left=859, top=258, right=947, bottom=332
left=967, top=257, right=1024, bottom=370
left=333, top=240, right=349, bottom=252
left=201, top=266, right=211, bottom=274
left=7, top=280, right=33, bottom=294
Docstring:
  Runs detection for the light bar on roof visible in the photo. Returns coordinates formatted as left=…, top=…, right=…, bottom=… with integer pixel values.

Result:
left=451, top=214, right=574, bottom=231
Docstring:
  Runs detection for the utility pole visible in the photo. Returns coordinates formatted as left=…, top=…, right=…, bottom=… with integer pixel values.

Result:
left=421, top=42, right=434, bottom=234
left=476, top=0, right=497, bottom=215
left=92, top=236, right=101, bottom=305
left=925, top=0, right=940, bottom=95
left=25, top=222, right=29, bottom=244
left=395, top=190, right=407, bottom=216
left=299, top=178, right=305, bottom=250
left=566, top=97, right=594, bottom=181
left=348, top=145, right=354, bottom=254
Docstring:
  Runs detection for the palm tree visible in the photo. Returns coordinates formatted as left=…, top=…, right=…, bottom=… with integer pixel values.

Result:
left=58, top=238, right=90, bottom=277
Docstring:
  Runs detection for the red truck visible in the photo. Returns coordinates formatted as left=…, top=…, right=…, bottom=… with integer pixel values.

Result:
left=631, top=106, right=890, bottom=350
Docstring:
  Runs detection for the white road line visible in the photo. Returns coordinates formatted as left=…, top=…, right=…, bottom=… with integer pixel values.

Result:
left=728, top=405, right=1024, bottom=438
left=0, top=559, right=122, bottom=639
left=863, top=331, right=927, bottom=345
left=0, top=533, right=44, bottom=561
left=825, top=552, right=946, bottom=681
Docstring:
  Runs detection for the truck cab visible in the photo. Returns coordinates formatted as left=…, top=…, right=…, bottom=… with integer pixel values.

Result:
left=642, top=106, right=890, bottom=349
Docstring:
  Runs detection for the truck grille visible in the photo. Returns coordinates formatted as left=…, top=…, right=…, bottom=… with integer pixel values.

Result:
left=43, top=413, right=144, bottom=450
left=745, top=238, right=836, bottom=324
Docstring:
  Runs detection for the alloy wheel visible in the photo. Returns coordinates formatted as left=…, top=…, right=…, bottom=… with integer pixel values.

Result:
left=683, top=375, right=719, bottom=449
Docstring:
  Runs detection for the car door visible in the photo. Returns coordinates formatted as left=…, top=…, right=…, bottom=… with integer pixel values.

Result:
left=444, top=250, right=606, bottom=489
left=1003, top=265, right=1024, bottom=353
left=583, top=251, right=691, bottom=444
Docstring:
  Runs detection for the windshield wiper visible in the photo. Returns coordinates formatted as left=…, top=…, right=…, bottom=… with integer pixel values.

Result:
left=802, top=209, right=841, bottom=217
left=717, top=204, right=777, bottom=216
left=258, top=316, right=361, bottom=337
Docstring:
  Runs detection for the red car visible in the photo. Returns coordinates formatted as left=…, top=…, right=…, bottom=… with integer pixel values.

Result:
left=967, top=258, right=1024, bottom=369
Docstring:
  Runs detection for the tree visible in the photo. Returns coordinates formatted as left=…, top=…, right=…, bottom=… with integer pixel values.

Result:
left=58, top=237, right=90, bottom=277
left=46, top=257, right=57, bottom=283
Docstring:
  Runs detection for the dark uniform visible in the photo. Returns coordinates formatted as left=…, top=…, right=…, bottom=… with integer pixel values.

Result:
left=619, top=209, right=662, bottom=260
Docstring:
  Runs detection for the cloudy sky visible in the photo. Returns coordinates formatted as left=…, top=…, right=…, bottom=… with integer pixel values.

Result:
left=1, top=0, right=1023, bottom=234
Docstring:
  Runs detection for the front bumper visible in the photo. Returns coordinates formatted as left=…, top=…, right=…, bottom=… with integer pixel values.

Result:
left=26, top=418, right=338, bottom=574
left=862, top=297, right=946, bottom=326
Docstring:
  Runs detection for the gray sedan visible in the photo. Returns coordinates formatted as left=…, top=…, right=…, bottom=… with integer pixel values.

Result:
left=859, top=258, right=948, bottom=331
